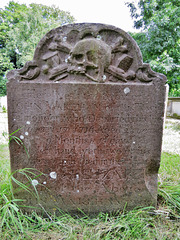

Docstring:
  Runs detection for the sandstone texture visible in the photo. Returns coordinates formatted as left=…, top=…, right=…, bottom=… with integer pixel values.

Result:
left=7, top=23, right=167, bottom=214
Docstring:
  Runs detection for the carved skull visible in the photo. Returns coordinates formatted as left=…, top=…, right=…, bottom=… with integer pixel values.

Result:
left=68, top=38, right=111, bottom=82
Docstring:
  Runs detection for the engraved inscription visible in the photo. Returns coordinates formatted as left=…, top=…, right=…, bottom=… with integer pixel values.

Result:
left=7, top=23, right=167, bottom=213
left=8, top=83, right=166, bottom=200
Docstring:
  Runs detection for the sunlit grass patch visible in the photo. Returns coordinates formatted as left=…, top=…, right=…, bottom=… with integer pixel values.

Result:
left=158, top=152, right=180, bottom=219
left=0, top=144, right=10, bottom=196
left=159, top=152, right=180, bottom=184
left=0, top=144, right=10, bottom=176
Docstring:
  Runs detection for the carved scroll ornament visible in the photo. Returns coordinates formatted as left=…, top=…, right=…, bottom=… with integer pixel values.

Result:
left=7, top=23, right=166, bottom=84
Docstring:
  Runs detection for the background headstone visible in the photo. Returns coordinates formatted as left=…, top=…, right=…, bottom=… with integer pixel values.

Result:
left=7, top=23, right=167, bottom=214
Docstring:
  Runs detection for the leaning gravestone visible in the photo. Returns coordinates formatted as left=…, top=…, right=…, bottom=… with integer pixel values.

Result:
left=7, top=23, right=167, bottom=214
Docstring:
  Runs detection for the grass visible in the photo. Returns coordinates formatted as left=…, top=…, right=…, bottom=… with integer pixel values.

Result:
left=158, top=152, right=180, bottom=216
left=159, top=152, right=180, bottom=184
left=0, top=145, right=180, bottom=239
left=0, top=145, right=10, bottom=195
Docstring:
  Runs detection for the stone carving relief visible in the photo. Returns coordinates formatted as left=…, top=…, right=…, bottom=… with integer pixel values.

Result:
left=7, top=23, right=165, bottom=84
left=68, top=38, right=111, bottom=82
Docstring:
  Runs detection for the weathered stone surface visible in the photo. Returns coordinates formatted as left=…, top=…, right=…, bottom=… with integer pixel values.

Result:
left=7, top=23, right=167, bottom=214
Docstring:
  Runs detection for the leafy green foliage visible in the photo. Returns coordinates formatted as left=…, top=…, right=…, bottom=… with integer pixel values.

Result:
left=127, top=0, right=180, bottom=96
left=0, top=1, right=75, bottom=96
left=0, top=47, right=13, bottom=95
left=0, top=76, right=7, bottom=96
left=0, top=1, right=28, bottom=48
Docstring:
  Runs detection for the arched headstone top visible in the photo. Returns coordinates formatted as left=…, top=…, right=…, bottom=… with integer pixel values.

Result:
left=7, top=23, right=166, bottom=84
left=6, top=23, right=168, bottom=214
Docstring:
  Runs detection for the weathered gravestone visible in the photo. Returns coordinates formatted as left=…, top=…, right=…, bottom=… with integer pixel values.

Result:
left=7, top=23, right=167, bottom=214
